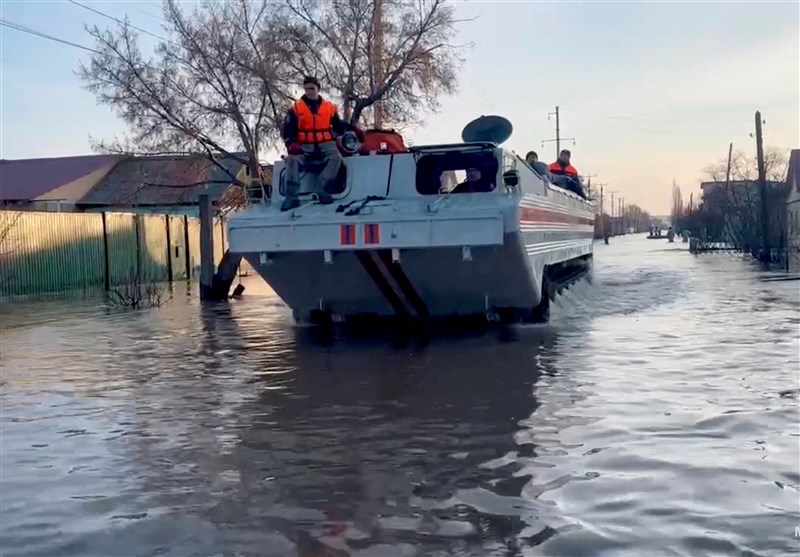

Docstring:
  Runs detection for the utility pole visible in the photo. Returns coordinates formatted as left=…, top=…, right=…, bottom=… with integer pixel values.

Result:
left=599, top=184, right=604, bottom=216
left=542, top=106, right=575, bottom=159
left=600, top=184, right=608, bottom=244
left=609, top=190, right=617, bottom=236
left=552, top=106, right=560, bottom=155
left=610, top=192, right=615, bottom=219
left=755, top=111, right=769, bottom=263
left=584, top=174, right=598, bottom=198
left=723, top=141, right=733, bottom=242
left=600, top=184, right=609, bottom=244
left=372, top=0, right=384, bottom=128
left=724, top=142, right=733, bottom=190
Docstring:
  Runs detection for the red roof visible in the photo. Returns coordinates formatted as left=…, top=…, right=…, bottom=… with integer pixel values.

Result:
left=0, top=155, right=122, bottom=202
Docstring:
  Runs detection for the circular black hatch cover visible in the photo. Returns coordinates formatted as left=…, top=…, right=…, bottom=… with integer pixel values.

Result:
left=461, top=115, right=513, bottom=145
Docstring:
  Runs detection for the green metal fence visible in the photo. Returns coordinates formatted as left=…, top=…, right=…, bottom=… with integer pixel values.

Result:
left=0, top=210, right=228, bottom=298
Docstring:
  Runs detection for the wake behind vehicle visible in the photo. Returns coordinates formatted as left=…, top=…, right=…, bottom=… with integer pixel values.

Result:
left=226, top=116, right=595, bottom=326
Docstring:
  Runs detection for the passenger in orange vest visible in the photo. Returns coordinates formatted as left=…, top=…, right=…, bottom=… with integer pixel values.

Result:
left=548, top=149, right=578, bottom=178
left=281, top=76, right=362, bottom=211
left=548, top=149, right=585, bottom=197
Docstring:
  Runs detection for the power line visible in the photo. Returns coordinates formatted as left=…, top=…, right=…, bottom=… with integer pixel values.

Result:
left=68, top=0, right=168, bottom=42
left=0, top=17, right=100, bottom=54
left=136, top=8, right=166, bottom=23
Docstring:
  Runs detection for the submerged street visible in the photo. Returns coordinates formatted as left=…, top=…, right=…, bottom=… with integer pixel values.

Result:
left=1, top=235, right=798, bottom=557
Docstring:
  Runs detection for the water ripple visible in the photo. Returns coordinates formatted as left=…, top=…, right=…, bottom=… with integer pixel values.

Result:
left=1, top=236, right=798, bottom=556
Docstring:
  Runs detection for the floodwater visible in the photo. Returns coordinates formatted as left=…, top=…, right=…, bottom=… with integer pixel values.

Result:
left=1, top=235, right=798, bottom=557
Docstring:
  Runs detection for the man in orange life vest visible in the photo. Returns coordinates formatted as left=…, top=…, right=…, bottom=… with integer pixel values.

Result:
left=548, top=149, right=585, bottom=197
left=281, top=76, right=362, bottom=211
left=549, top=149, right=578, bottom=178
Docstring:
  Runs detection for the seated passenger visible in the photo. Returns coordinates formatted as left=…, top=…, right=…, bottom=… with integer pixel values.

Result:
left=281, top=75, right=363, bottom=211
left=452, top=167, right=492, bottom=193
left=531, top=160, right=551, bottom=177
left=549, top=149, right=578, bottom=179
left=548, top=149, right=586, bottom=197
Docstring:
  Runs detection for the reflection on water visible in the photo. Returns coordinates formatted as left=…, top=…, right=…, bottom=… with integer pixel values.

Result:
left=1, top=236, right=798, bottom=557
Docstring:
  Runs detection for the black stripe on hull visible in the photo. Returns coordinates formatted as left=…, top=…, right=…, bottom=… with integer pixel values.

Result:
left=355, top=251, right=410, bottom=317
left=376, top=250, right=430, bottom=317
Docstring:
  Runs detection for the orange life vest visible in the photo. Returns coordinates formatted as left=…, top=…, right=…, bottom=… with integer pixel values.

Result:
left=549, top=161, right=578, bottom=176
left=294, top=98, right=337, bottom=143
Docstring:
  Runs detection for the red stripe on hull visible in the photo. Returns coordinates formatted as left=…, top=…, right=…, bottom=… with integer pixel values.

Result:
left=519, top=207, right=594, bottom=226
left=340, top=224, right=356, bottom=245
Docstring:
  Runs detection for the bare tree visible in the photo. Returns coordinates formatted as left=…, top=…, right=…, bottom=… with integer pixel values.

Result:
left=704, top=148, right=788, bottom=183
left=700, top=148, right=790, bottom=254
left=671, top=181, right=683, bottom=226
left=79, top=0, right=293, bottom=196
left=279, top=0, right=466, bottom=128
left=622, top=204, right=652, bottom=234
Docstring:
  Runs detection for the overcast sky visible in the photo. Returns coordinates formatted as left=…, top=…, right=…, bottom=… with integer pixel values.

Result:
left=1, top=0, right=798, bottom=213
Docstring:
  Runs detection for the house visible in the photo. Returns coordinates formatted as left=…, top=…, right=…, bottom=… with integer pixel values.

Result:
left=0, top=152, right=266, bottom=217
left=0, top=154, right=122, bottom=211
left=77, top=154, right=248, bottom=216
left=786, top=150, right=800, bottom=272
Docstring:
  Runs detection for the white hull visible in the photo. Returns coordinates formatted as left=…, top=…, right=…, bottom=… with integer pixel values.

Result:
left=228, top=143, right=594, bottom=324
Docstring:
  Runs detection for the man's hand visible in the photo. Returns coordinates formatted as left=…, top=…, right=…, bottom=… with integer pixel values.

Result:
left=286, top=142, right=302, bottom=156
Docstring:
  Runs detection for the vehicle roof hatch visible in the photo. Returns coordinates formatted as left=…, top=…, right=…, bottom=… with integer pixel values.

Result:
left=461, top=115, right=513, bottom=145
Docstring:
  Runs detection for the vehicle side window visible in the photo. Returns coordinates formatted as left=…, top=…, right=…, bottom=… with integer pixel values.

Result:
left=415, top=152, right=499, bottom=195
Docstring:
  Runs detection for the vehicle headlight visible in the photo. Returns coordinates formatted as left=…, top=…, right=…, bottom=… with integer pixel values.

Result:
left=342, top=131, right=360, bottom=152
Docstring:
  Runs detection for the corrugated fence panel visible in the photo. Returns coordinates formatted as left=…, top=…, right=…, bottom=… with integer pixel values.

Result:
left=0, top=210, right=224, bottom=298
left=0, top=211, right=104, bottom=297
left=169, top=215, right=189, bottom=281
left=139, top=215, right=169, bottom=283
left=105, top=213, right=139, bottom=285
left=187, top=218, right=202, bottom=278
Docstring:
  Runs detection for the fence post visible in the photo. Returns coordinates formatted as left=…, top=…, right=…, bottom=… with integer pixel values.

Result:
left=134, top=214, right=142, bottom=281
left=199, top=194, right=214, bottom=300
left=101, top=212, right=110, bottom=290
left=183, top=214, right=190, bottom=279
left=165, top=214, right=173, bottom=283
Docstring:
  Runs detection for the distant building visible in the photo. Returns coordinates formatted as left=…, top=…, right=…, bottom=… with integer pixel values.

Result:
left=0, top=154, right=122, bottom=211
left=78, top=154, right=247, bottom=216
left=0, top=153, right=262, bottom=216
left=786, top=150, right=800, bottom=272
left=699, top=179, right=788, bottom=255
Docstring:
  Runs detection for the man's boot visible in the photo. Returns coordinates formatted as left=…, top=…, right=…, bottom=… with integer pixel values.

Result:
left=281, top=196, right=300, bottom=211
left=316, top=192, right=333, bottom=205
left=282, top=177, right=301, bottom=211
